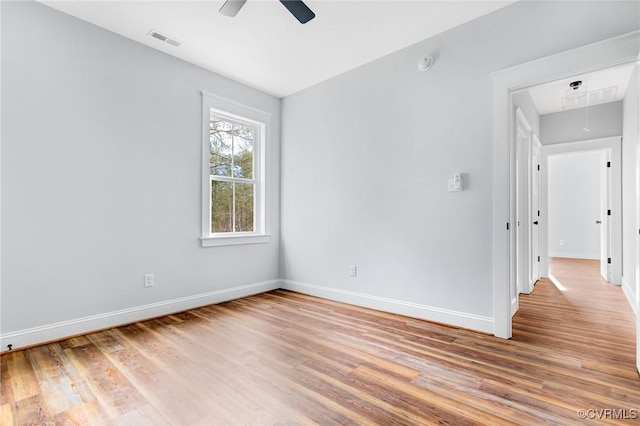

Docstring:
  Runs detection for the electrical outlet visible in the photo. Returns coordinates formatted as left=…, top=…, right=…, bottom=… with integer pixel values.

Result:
left=144, top=273, right=154, bottom=288
left=559, top=240, right=564, bottom=246
left=349, top=265, right=357, bottom=277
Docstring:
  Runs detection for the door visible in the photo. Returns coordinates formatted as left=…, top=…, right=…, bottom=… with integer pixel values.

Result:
left=515, top=108, right=532, bottom=298
left=600, top=153, right=612, bottom=282
left=530, top=135, right=541, bottom=288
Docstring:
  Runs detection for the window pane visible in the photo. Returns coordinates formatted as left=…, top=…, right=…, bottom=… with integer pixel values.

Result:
left=234, top=182, right=254, bottom=232
left=232, top=123, right=254, bottom=179
left=211, top=180, right=233, bottom=232
left=209, top=116, right=233, bottom=177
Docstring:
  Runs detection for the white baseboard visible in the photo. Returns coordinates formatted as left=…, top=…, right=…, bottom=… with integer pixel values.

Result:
left=0, top=280, right=280, bottom=351
left=621, top=276, right=637, bottom=315
left=1, top=278, right=499, bottom=351
left=511, top=297, right=518, bottom=317
left=281, top=280, right=493, bottom=334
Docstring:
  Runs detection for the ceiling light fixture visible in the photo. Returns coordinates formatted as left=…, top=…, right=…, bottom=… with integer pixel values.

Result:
left=219, top=0, right=315, bottom=24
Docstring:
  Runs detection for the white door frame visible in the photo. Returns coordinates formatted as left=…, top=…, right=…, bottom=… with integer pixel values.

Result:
left=492, top=30, right=639, bottom=339
left=513, top=108, right=540, bottom=298
left=531, top=134, right=542, bottom=288
left=637, top=104, right=640, bottom=373
left=540, top=137, right=622, bottom=284
left=515, top=108, right=532, bottom=301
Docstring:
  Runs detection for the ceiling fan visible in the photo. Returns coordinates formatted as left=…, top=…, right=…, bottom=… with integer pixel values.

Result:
left=219, top=0, right=315, bottom=24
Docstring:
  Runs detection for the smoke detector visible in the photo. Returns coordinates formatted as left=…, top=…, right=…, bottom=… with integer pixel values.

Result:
left=418, top=55, right=434, bottom=71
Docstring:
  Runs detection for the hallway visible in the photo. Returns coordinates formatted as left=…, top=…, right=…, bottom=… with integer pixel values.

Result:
left=513, top=257, right=638, bottom=418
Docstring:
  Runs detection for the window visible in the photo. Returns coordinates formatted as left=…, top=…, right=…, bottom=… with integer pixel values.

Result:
left=201, top=93, right=270, bottom=247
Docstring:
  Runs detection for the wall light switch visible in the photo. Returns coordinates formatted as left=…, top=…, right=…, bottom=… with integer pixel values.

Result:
left=448, top=172, right=463, bottom=192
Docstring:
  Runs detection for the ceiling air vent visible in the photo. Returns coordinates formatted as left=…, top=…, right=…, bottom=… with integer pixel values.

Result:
left=562, top=86, right=618, bottom=110
left=147, top=29, right=181, bottom=47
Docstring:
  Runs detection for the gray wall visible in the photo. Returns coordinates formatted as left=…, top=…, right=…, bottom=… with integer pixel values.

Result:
left=541, top=102, right=623, bottom=145
left=622, top=65, right=639, bottom=304
left=1, top=1, right=281, bottom=333
left=280, top=1, right=639, bottom=321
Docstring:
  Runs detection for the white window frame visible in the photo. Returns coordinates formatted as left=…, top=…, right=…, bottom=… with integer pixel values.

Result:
left=201, top=92, right=270, bottom=247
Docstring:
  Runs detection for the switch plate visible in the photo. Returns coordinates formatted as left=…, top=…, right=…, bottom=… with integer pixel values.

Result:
left=144, top=274, right=154, bottom=287
left=448, top=172, right=463, bottom=192
left=349, top=265, right=357, bottom=277
left=559, top=240, right=564, bottom=246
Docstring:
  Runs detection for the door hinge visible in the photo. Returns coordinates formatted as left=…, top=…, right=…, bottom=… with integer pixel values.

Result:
left=606, top=161, right=611, bottom=168
left=537, top=210, right=540, bottom=217
left=607, top=209, right=611, bottom=216
left=537, top=164, right=540, bottom=171
left=506, top=222, right=509, bottom=230
left=537, top=256, right=540, bottom=262
left=608, top=258, right=611, bottom=264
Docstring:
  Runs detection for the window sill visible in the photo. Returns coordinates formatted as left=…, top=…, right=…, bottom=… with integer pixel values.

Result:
left=201, top=234, right=271, bottom=247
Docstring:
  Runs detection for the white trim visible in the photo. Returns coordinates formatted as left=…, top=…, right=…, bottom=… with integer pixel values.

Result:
left=492, top=30, right=640, bottom=339
left=622, top=276, right=637, bottom=315
left=542, top=136, right=621, bottom=157
left=0, top=280, right=280, bottom=351
left=548, top=252, right=600, bottom=260
left=201, top=233, right=271, bottom=247
left=530, top=133, right=542, bottom=287
left=636, top=63, right=640, bottom=374
left=201, top=92, right=270, bottom=245
left=281, top=280, right=494, bottom=334
left=201, top=91, right=274, bottom=118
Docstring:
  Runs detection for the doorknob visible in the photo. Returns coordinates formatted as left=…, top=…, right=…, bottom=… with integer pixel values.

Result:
left=596, top=220, right=602, bottom=224
left=533, top=221, right=539, bottom=225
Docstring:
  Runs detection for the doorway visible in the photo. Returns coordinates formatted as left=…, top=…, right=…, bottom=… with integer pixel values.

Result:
left=546, top=148, right=613, bottom=283
left=491, top=31, right=639, bottom=341
left=540, top=137, right=622, bottom=285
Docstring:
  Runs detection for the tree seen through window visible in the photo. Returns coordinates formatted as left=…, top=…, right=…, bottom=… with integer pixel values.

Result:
left=209, top=114, right=255, bottom=233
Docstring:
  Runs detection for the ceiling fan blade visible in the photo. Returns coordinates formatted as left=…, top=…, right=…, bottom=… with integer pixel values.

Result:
left=219, top=0, right=247, bottom=17
left=279, top=0, right=315, bottom=24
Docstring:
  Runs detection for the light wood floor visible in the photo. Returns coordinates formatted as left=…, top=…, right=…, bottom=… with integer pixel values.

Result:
left=2, top=258, right=639, bottom=425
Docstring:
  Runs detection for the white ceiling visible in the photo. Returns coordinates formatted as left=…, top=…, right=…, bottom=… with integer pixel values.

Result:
left=41, top=0, right=514, bottom=98
left=528, top=64, right=635, bottom=115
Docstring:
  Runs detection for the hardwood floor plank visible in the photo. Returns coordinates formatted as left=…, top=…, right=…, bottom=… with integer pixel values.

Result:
left=51, top=400, right=111, bottom=426
left=352, top=364, right=515, bottom=425
left=5, top=351, right=41, bottom=401
left=26, top=344, right=94, bottom=416
left=296, top=362, right=433, bottom=425
left=0, top=403, right=14, bottom=426
left=63, top=341, right=147, bottom=420
left=96, top=327, right=221, bottom=425
left=0, top=355, right=15, bottom=405
left=8, top=394, right=55, bottom=426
